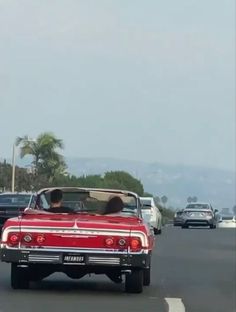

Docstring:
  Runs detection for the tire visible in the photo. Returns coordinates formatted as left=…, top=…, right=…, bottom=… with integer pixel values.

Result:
left=157, top=228, right=162, bottom=235
left=11, top=264, right=30, bottom=289
left=182, top=225, right=188, bottom=229
left=153, top=227, right=158, bottom=235
left=143, top=267, right=151, bottom=286
left=210, top=224, right=216, bottom=229
left=125, top=269, right=143, bottom=293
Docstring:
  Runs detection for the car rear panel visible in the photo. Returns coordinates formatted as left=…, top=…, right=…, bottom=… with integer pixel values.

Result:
left=1, top=214, right=151, bottom=269
left=183, top=209, right=214, bottom=226
left=1, top=214, right=150, bottom=251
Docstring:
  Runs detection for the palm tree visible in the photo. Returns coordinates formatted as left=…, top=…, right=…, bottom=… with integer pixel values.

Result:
left=16, top=132, right=67, bottom=181
left=187, top=196, right=193, bottom=203
left=192, top=196, right=198, bottom=203
left=161, top=195, right=168, bottom=207
left=154, top=196, right=161, bottom=205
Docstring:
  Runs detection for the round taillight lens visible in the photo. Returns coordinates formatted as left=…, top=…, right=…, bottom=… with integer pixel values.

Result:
left=9, top=233, right=20, bottom=245
left=36, top=234, right=45, bottom=244
left=130, top=238, right=141, bottom=251
left=118, top=238, right=127, bottom=247
left=105, top=237, right=114, bottom=247
left=23, top=234, right=32, bottom=243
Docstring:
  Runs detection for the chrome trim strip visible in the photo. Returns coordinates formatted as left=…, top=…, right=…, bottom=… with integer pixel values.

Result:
left=28, top=260, right=60, bottom=262
left=29, top=256, right=60, bottom=258
left=88, top=257, right=120, bottom=264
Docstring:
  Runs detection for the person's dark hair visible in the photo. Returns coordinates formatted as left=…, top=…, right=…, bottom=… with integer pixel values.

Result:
left=50, top=189, right=63, bottom=204
left=103, top=196, right=124, bottom=214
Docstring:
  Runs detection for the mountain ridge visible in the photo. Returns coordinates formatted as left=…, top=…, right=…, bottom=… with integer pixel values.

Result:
left=1, top=156, right=235, bottom=210
left=65, top=157, right=235, bottom=210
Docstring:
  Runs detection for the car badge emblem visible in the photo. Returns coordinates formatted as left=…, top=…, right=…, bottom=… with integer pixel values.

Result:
left=73, top=220, right=79, bottom=229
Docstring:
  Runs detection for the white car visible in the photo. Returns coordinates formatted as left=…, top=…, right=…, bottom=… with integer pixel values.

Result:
left=140, top=197, right=162, bottom=235
left=218, top=213, right=236, bottom=228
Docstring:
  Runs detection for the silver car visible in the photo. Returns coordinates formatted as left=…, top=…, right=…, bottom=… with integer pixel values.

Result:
left=181, top=202, right=218, bottom=229
left=173, top=210, right=184, bottom=226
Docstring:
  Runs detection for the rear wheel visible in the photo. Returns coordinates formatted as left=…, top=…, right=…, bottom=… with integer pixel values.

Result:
left=11, top=264, right=30, bottom=289
left=125, top=269, right=143, bottom=293
left=143, top=267, right=151, bottom=286
left=153, top=227, right=158, bottom=235
left=210, top=224, right=216, bottom=229
left=182, top=224, right=188, bottom=229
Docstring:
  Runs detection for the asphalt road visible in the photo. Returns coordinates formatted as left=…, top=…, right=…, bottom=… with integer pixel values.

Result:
left=0, top=227, right=235, bottom=312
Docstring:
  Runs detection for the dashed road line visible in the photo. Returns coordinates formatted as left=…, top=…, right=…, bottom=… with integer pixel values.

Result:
left=165, top=298, right=185, bottom=312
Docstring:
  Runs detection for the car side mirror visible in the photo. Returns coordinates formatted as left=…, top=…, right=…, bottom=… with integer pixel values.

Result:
left=214, top=209, right=218, bottom=213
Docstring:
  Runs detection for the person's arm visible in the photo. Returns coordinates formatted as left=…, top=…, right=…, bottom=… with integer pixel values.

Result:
left=23, top=207, right=50, bottom=214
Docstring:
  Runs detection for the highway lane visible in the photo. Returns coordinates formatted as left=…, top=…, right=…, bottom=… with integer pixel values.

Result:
left=156, top=226, right=236, bottom=312
left=0, top=227, right=235, bottom=312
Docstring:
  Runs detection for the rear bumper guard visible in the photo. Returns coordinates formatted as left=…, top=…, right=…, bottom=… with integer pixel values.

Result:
left=0, top=248, right=150, bottom=269
left=184, top=219, right=214, bottom=226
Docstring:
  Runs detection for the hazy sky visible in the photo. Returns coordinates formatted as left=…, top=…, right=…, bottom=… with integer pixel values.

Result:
left=0, top=0, right=235, bottom=171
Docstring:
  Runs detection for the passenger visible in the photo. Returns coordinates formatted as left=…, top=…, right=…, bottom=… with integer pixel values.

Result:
left=103, top=196, right=124, bottom=215
left=47, top=189, right=73, bottom=213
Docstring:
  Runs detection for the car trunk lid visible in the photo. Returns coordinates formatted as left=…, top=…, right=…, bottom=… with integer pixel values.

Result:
left=18, top=213, right=141, bottom=250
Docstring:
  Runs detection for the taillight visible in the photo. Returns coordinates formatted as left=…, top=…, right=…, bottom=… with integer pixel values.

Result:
left=22, top=234, right=33, bottom=243
left=36, top=234, right=45, bottom=244
left=8, top=233, right=20, bottom=245
left=104, top=237, right=114, bottom=247
left=118, top=238, right=127, bottom=247
left=130, top=237, right=142, bottom=252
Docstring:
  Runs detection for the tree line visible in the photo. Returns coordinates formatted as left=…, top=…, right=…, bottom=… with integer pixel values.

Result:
left=0, top=160, right=144, bottom=195
left=0, top=132, right=175, bottom=220
left=0, top=132, right=160, bottom=196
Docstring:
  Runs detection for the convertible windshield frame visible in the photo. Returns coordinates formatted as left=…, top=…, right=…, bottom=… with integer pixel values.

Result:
left=32, top=187, right=140, bottom=217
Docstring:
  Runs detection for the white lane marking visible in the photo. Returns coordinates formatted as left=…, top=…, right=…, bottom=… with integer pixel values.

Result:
left=217, top=223, right=236, bottom=228
left=165, top=298, right=185, bottom=312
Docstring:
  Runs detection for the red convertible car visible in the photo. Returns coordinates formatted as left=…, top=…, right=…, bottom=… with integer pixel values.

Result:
left=0, top=187, right=154, bottom=293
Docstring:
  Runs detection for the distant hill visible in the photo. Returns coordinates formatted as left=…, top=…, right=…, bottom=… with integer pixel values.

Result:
left=2, top=156, right=235, bottom=210
left=65, top=157, right=235, bottom=210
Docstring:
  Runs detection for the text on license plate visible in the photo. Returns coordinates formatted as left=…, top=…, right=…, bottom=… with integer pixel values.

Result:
left=63, top=255, right=84, bottom=263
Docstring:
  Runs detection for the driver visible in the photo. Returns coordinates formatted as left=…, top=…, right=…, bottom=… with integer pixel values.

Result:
left=47, top=189, right=74, bottom=213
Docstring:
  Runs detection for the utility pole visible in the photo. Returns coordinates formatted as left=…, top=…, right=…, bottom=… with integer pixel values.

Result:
left=11, top=143, right=16, bottom=192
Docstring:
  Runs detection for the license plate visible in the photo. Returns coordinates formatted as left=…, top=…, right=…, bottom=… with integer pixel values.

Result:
left=63, top=255, right=85, bottom=263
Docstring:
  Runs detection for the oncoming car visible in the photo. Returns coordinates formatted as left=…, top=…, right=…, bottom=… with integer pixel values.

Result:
left=181, top=202, right=218, bottom=229
left=0, top=187, right=154, bottom=293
